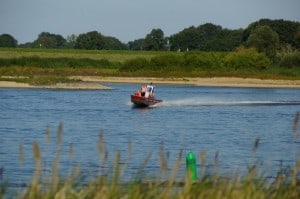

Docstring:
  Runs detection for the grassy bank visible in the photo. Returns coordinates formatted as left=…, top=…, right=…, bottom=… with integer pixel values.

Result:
left=0, top=48, right=168, bottom=62
left=1, top=117, right=300, bottom=199
left=0, top=48, right=300, bottom=85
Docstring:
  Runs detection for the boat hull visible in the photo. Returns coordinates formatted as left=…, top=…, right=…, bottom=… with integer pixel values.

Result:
left=131, top=95, right=162, bottom=107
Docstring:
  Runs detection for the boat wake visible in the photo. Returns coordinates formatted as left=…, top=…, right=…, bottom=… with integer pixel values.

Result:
left=158, top=98, right=300, bottom=107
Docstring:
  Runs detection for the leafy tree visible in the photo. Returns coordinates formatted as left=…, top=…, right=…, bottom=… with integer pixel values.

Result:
left=102, top=36, right=127, bottom=50
left=0, top=34, right=17, bottom=47
left=65, top=34, right=77, bottom=48
left=169, top=26, right=200, bottom=51
left=142, top=29, right=165, bottom=50
left=18, top=42, right=33, bottom=48
left=247, top=25, right=279, bottom=61
left=243, top=19, right=300, bottom=49
left=74, top=31, right=105, bottom=50
left=32, top=32, right=66, bottom=48
left=295, top=27, right=300, bottom=43
left=169, top=23, right=242, bottom=51
left=128, top=38, right=144, bottom=50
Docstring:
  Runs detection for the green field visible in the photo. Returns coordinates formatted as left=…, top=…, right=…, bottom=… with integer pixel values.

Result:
left=0, top=48, right=170, bottom=62
left=0, top=48, right=299, bottom=85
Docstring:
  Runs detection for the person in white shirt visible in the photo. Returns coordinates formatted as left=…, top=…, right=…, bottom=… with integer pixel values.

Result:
left=145, top=83, right=154, bottom=98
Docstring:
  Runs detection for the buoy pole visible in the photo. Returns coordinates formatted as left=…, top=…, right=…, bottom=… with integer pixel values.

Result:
left=186, top=152, right=197, bottom=182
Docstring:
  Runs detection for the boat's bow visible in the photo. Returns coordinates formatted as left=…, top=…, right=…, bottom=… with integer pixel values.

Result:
left=131, top=94, right=162, bottom=107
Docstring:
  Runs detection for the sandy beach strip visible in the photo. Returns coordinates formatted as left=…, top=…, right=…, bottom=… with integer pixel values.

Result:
left=73, top=76, right=300, bottom=88
left=1, top=77, right=300, bottom=89
left=0, top=81, right=36, bottom=88
left=0, top=80, right=112, bottom=90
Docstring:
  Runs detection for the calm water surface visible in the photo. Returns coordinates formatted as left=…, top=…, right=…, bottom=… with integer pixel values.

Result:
left=1, top=84, right=300, bottom=184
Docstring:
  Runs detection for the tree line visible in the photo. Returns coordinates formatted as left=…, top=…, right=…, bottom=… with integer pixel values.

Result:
left=1, top=19, right=299, bottom=55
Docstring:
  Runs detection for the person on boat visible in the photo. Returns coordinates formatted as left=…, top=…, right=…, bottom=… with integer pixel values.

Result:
left=145, top=83, right=154, bottom=98
left=134, top=90, right=141, bottom=96
left=141, top=85, right=146, bottom=97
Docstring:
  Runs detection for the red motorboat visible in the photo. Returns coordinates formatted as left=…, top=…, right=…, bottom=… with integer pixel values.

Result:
left=131, top=84, right=162, bottom=107
left=131, top=94, right=162, bottom=107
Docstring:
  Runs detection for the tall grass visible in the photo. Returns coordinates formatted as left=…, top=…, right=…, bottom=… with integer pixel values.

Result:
left=279, top=52, right=300, bottom=68
left=0, top=56, right=117, bottom=68
left=1, top=112, right=300, bottom=198
left=0, top=48, right=170, bottom=62
left=0, top=47, right=300, bottom=81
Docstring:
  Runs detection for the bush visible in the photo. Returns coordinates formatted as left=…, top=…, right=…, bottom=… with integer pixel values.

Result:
left=279, top=52, right=300, bottom=68
left=120, top=57, right=149, bottom=72
left=0, top=57, right=11, bottom=66
left=183, top=51, right=225, bottom=70
left=224, top=47, right=271, bottom=70
left=120, top=55, right=184, bottom=72
left=183, top=52, right=211, bottom=69
left=149, top=55, right=183, bottom=70
left=0, top=56, right=113, bottom=68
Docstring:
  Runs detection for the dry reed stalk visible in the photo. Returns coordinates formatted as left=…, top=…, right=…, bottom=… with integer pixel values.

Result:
left=18, top=140, right=24, bottom=166
left=32, top=141, right=41, bottom=162
left=28, top=141, right=42, bottom=198
left=136, top=152, right=152, bottom=180
left=293, top=112, right=299, bottom=139
left=51, top=156, right=60, bottom=192
left=167, top=149, right=183, bottom=187
left=69, top=143, right=73, bottom=160
left=50, top=122, right=63, bottom=192
left=127, top=139, right=133, bottom=159
left=118, top=139, right=134, bottom=177
left=292, top=112, right=300, bottom=186
left=253, top=137, right=260, bottom=153
left=45, top=124, right=51, bottom=145
left=98, top=130, right=105, bottom=155
left=56, top=122, right=63, bottom=149
left=159, top=142, right=168, bottom=173
left=200, top=150, right=207, bottom=177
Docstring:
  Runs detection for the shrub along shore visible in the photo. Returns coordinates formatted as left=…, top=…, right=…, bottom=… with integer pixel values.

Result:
left=0, top=48, right=299, bottom=88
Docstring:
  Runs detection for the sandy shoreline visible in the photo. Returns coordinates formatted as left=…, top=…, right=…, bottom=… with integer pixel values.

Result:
left=1, top=76, right=300, bottom=89
left=74, top=76, right=300, bottom=88
left=0, top=80, right=112, bottom=90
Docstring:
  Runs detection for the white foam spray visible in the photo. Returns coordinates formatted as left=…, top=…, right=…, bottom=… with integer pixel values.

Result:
left=157, top=98, right=300, bottom=107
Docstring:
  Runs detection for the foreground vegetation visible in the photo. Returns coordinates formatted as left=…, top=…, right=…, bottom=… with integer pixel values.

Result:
left=1, top=113, right=300, bottom=198
left=0, top=47, right=299, bottom=85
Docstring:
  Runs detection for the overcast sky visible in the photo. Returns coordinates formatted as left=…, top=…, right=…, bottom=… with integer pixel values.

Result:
left=1, top=0, right=299, bottom=44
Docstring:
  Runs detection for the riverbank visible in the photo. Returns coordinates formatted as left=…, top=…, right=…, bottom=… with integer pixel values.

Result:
left=75, top=76, right=300, bottom=88
left=1, top=76, right=300, bottom=89
left=0, top=80, right=112, bottom=90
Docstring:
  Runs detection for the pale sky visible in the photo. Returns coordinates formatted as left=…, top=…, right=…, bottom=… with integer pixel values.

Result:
left=0, top=0, right=299, bottom=44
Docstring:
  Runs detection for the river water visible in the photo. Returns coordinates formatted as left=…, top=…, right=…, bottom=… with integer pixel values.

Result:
left=1, top=84, right=300, bottom=185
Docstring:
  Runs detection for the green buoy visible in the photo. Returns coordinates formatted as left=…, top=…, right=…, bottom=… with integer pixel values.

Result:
left=186, top=152, right=197, bottom=181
